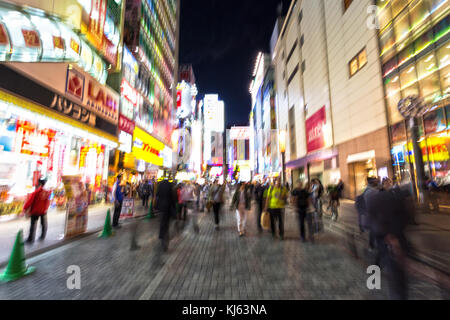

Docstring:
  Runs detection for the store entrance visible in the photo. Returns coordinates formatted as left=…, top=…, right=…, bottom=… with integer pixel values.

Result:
left=349, top=159, right=377, bottom=198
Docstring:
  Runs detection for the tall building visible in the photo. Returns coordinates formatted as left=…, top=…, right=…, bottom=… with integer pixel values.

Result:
left=250, top=52, right=278, bottom=179
left=272, top=0, right=389, bottom=198
left=202, top=94, right=225, bottom=181
left=272, top=0, right=449, bottom=201
left=226, top=126, right=253, bottom=182
left=124, top=0, right=179, bottom=148
left=376, top=0, right=449, bottom=202
left=0, top=0, right=126, bottom=217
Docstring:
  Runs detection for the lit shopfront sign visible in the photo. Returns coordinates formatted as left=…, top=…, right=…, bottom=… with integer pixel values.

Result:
left=118, top=114, right=135, bottom=135
left=15, top=120, right=56, bottom=157
left=121, top=79, right=138, bottom=106
left=118, top=131, right=132, bottom=154
left=229, top=127, right=251, bottom=140
left=0, top=64, right=117, bottom=137
left=86, top=79, right=119, bottom=122
left=306, top=106, right=327, bottom=153
left=132, top=127, right=165, bottom=166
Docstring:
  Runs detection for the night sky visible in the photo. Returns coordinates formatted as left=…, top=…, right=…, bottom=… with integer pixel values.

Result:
left=179, top=0, right=292, bottom=127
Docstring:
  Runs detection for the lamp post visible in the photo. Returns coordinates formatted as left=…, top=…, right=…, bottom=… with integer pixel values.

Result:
left=397, top=96, right=430, bottom=203
left=279, top=130, right=286, bottom=185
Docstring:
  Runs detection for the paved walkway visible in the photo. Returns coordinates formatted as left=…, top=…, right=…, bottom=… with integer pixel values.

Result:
left=0, top=202, right=448, bottom=300
left=0, top=201, right=148, bottom=266
left=320, top=199, right=450, bottom=275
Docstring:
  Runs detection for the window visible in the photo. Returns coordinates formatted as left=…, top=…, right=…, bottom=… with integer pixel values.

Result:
left=286, top=40, right=298, bottom=63
left=349, top=48, right=368, bottom=77
left=287, top=64, right=299, bottom=86
left=300, top=35, right=304, bottom=47
left=298, top=10, right=303, bottom=24
left=343, top=0, right=353, bottom=12
left=289, top=107, right=296, bottom=156
left=399, top=64, right=419, bottom=98
left=301, top=61, right=306, bottom=73
left=417, top=53, right=441, bottom=103
left=437, top=41, right=450, bottom=99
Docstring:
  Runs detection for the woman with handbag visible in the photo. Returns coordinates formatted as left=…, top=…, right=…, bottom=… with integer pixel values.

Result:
left=230, top=183, right=251, bottom=237
left=23, top=178, right=51, bottom=244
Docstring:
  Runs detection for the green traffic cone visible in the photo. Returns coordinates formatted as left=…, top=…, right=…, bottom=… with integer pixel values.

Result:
left=0, top=230, right=36, bottom=282
left=98, top=209, right=114, bottom=238
left=145, top=202, right=154, bottom=220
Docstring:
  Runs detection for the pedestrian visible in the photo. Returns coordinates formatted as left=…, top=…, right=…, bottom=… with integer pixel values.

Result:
left=312, top=179, right=324, bottom=216
left=23, top=178, right=51, bottom=244
left=254, top=180, right=268, bottom=233
left=355, top=177, right=380, bottom=252
left=264, top=177, right=288, bottom=240
left=209, top=179, right=225, bottom=230
left=365, top=178, right=410, bottom=300
left=337, top=179, right=344, bottom=199
left=154, top=176, right=176, bottom=252
left=231, top=182, right=251, bottom=237
left=141, top=179, right=151, bottom=208
left=291, top=180, right=312, bottom=242
left=425, top=176, right=439, bottom=213
left=112, top=174, right=124, bottom=229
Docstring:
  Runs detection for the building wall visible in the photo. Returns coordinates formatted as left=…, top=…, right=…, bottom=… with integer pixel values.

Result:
left=324, top=0, right=387, bottom=146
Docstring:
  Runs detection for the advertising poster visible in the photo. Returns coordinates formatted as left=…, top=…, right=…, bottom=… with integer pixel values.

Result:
left=120, top=197, right=134, bottom=219
left=306, top=106, right=326, bottom=153
left=62, top=175, right=88, bottom=238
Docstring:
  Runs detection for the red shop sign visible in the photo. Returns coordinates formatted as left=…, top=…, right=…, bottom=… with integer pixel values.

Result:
left=176, top=90, right=182, bottom=108
left=306, top=106, right=326, bottom=153
left=119, top=114, right=135, bottom=135
left=0, top=23, right=9, bottom=45
left=21, top=29, right=40, bottom=48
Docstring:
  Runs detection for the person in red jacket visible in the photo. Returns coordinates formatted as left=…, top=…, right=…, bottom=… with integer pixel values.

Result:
left=23, top=178, right=51, bottom=244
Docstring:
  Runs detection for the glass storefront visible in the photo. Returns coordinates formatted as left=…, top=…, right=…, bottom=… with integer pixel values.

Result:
left=390, top=105, right=450, bottom=205
left=0, top=101, right=113, bottom=218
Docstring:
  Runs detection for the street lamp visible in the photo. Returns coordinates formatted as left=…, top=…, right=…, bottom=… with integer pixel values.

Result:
left=397, top=95, right=431, bottom=203
left=279, top=130, right=286, bottom=185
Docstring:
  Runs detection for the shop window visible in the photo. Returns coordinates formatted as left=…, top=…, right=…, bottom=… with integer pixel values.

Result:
left=383, top=55, right=399, bottom=77
left=394, top=10, right=411, bottom=44
left=424, top=108, right=446, bottom=134
left=414, top=29, right=434, bottom=55
left=437, top=41, right=450, bottom=99
left=409, top=0, right=430, bottom=31
left=400, top=64, right=420, bottom=97
left=349, top=48, right=368, bottom=77
left=377, top=0, right=393, bottom=32
left=425, top=0, right=448, bottom=22
left=391, top=121, right=408, bottom=144
left=446, top=105, right=450, bottom=130
left=425, top=134, right=450, bottom=180
left=391, top=0, right=410, bottom=18
left=398, top=42, right=414, bottom=67
left=385, top=74, right=404, bottom=124
left=417, top=52, right=441, bottom=103
left=380, top=27, right=396, bottom=57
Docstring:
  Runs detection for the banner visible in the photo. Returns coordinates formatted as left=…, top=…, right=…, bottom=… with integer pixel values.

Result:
left=120, top=197, right=134, bottom=219
left=306, top=106, right=326, bottom=153
left=62, top=175, right=88, bottom=238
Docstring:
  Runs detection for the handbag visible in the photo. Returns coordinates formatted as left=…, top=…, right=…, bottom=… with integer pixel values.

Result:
left=261, top=211, right=271, bottom=231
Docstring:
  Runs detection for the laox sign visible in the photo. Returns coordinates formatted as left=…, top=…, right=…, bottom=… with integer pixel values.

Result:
left=86, top=80, right=118, bottom=121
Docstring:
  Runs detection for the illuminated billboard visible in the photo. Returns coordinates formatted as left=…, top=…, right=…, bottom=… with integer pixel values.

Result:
left=203, top=94, right=224, bottom=133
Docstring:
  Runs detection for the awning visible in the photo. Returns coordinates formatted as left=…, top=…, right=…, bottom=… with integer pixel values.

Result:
left=286, top=148, right=338, bottom=169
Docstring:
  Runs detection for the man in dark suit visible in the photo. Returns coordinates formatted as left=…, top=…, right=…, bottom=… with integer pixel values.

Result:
left=155, top=176, right=176, bottom=252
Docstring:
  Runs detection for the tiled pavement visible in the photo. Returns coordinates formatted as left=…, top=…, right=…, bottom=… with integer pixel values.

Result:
left=0, top=201, right=448, bottom=300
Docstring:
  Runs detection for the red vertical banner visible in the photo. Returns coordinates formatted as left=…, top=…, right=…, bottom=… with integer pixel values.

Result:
left=88, top=0, right=107, bottom=50
left=306, top=106, right=326, bottom=153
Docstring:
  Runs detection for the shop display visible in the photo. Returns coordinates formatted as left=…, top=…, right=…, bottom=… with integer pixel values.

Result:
left=62, top=175, right=88, bottom=238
